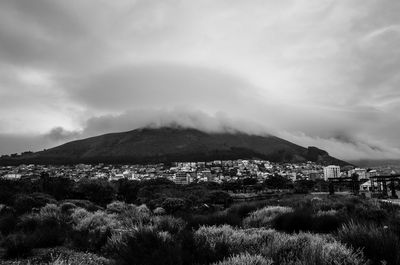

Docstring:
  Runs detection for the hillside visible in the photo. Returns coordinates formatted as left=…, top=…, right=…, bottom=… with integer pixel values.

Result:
left=0, top=127, right=349, bottom=165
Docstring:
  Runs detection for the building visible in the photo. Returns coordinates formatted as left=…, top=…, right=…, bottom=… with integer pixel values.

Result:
left=360, top=180, right=372, bottom=191
left=174, top=171, right=190, bottom=185
left=349, top=168, right=367, bottom=179
left=199, top=169, right=212, bottom=182
left=1, top=173, right=22, bottom=180
left=323, top=165, right=340, bottom=181
left=366, top=169, right=378, bottom=179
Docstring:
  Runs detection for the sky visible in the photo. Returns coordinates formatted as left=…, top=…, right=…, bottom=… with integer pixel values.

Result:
left=1, top=0, right=400, bottom=161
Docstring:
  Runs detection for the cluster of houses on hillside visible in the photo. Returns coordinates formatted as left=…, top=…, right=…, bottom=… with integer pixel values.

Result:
left=1, top=160, right=398, bottom=188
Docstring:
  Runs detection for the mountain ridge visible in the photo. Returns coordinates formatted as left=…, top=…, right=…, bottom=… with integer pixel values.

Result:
left=0, top=127, right=350, bottom=166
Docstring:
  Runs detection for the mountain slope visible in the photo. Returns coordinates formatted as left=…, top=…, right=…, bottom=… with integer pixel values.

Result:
left=0, top=127, right=349, bottom=165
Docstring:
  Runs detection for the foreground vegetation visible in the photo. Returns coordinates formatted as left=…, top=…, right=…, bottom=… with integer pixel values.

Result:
left=1, top=177, right=400, bottom=264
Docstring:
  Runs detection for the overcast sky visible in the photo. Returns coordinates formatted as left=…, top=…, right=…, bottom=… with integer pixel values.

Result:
left=1, top=0, right=400, bottom=161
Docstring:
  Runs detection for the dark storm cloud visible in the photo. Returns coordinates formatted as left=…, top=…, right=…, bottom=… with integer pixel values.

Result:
left=44, top=127, right=80, bottom=142
left=81, top=109, right=270, bottom=138
left=0, top=0, right=84, bottom=67
left=67, top=64, right=258, bottom=112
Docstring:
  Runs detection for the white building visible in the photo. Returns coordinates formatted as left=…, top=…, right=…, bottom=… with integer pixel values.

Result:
left=323, top=165, right=340, bottom=181
left=349, top=168, right=367, bottom=179
left=1, top=174, right=22, bottom=180
left=360, top=180, right=372, bottom=191
left=174, top=171, right=190, bottom=185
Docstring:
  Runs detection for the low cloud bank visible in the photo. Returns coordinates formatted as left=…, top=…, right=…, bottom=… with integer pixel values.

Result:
left=2, top=109, right=400, bottom=161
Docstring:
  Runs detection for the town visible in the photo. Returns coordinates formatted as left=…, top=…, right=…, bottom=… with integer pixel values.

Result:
left=1, top=159, right=397, bottom=189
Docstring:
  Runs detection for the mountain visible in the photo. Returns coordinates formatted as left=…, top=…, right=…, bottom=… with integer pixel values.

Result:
left=349, top=159, right=400, bottom=168
left=0, top=127, right=350, bottom=166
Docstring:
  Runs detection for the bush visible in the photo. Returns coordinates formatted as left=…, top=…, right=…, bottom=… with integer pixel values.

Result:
left=243, top=206, right=293, bottom=228
left=70, top=207, right=90, bottom=223
left=187, top=210, right=242, bottom=228
left=2, top=233, right=32, bottom=258
left=176, top=229, right=230, bottom=265
left=107, top=202, right=152, bottom=227
left=1, top=247, right=114, bottom=265
left=161, top=198, right=187, bottom=214
left=13, top=193, right=56, bottom=214
left=106, top=201, right=130, bottom=215
left=227, top=202, right=264, bottom=219
left=354, top=207, right=388, bottom=224
left=212, top=253, right=273, bottom=265
left=71, top=208, right=120, bottom=251
left=271, top=207, right=344, bottom=234
left=272, top=209, right=313, bottom=233
left=262, top=232, right=366, bottom=265
left=195, top=225, right=367, bottom=265
left=108, top=226, right=182, bottom=265
left=312, top=213, right=343, bottom=233
left=75, top=179, right=115, bottom=206
left=17, top=204, right=69, bottom=248
left=0, top=210, right=17, bottom=235
left=152, top=215, right=186, bottom=234
left=204, top=191, right=232, bottom=206
left=62, top=199, right=102, bottom=212
left=337, top=221, right=400, bottom=265
left=60, top=202, right=77, bottom=214
left=153, top=207, right=166, bottom=215
left=195, top=225, right=274, bottom=255
left=46, top=248, right=113, bottom=265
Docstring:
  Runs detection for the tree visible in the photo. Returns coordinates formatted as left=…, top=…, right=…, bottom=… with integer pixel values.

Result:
left=161, top=198, right=187, bottom=214
left=75, top=179, right=115, bottom=206
left=264, top=174, right=291, bottom=189
left=114, top=179, right=140, bottom=203
left=204, top=191, right=232, bottom=206
left=242, top=177, right=257, bottom=186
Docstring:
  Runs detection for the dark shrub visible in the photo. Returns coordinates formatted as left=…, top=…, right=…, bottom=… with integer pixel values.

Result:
left=109, top=227, right=182, bottom=265
left=62, top=199, right=102, bottom=211
left=0, top=211, right=17, bottom=235
left=60, top=202, right=77, bottom=213
left=227, top=202, right=261, bottom=219
left=41, top=176, right=74, bottom=200
left=293, top=180, right=315, bottom=194
left=114, top=179, right=140, bottom=203
left=161, top=198, right=187, bottom=214
left=2, top=233, right=32, bottom=258
left=187, top=211, right=242, bottom=228
left=204, top=191, right=232, bottom=206
left=379, top=201, right=400, bottom=215
left=18, top=204, right=69, bottom=248
left=312, top=213, right=343, bottom=233
left=178, top=230, right=230, bottom=265
left=18, top=214, right=40, bottom=233
left=13, top=193, right=56, bottom=214
left=354, top=208, right=388, bottom=224
left=75, top=179, right=116, bottom=206
left=29, top=225, right=67, bottom=248
left=388, top=216, right=400, bottom=236
left=338, top=222, right=400, bottom=265
left=272, top=209, right=313, bottom=233
left=152, top=215, right=186, bottom=234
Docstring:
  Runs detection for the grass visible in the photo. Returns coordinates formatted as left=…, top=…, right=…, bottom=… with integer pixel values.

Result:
left=0, top=193, right=397, bottom=265
left=212, top=253, right=273, bottom=265
left=243, top=206, right=293, bottom=228
left=337, top=221, right=400, bottom=265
